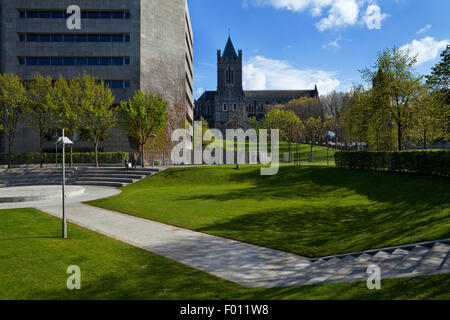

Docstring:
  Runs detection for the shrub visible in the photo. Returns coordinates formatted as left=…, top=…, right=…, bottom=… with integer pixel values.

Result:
left=335, top=150, right=449, bottom=177
left=0, top=152, right=127, bottom=165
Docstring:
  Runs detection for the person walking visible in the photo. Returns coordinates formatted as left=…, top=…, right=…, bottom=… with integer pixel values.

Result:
left=132, top=153, right=138, bottom=169
left=124, top=155, right=130, bottom=171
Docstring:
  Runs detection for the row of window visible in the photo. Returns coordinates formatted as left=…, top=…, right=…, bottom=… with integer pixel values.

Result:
left=19, top=57, right=130, bottom=66
left=19, top=10, right=130, bottom=19
left=222, top=104, right=265, bottom=112
left=19, top=34, right=130, bottom=43
left=103, top=81, right=130, bottom=89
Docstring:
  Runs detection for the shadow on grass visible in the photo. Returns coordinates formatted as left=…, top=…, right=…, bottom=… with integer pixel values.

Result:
left=196, top=203, right=450, bottom=257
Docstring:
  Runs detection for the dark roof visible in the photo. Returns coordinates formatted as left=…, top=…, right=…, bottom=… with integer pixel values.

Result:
left=197, top=91, right=216, bottom=102
left=244, top=90, right=318, bottom=101
left=222, top=36, right=238, bottom=59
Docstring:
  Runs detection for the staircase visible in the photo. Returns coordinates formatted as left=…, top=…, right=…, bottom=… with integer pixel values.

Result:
left=72, top=167, right=163, bottom=187
left=0, top=168, right=76, bottom=188
left=262, top=239, right=450, bottom=287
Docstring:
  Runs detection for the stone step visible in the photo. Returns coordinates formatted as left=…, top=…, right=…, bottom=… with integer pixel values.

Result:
left=84, top=170, right=153, bottom=176
left=76, top=177, right=136, bottom=183
left=414, top=243, right=450, bottom=274
left=84, top=167, right=161, bottom=172
left=73, top=181, right=128, bottom=188
left=78, top=173, right=147, bottom=179
left=392, top=246, right=430, bottom=274
left=438, top=253, right=450, bottom=272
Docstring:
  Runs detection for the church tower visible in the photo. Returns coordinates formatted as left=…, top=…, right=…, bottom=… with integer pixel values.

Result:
left=217, top=36, right=243, bottom=93
left=215, top=36, right=246, bottom=130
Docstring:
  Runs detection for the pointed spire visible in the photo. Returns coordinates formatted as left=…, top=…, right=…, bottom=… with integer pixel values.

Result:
left=222, top=36, right=238, bottom=60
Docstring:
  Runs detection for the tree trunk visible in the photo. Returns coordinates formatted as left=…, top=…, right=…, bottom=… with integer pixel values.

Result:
left=8, top=135, right=13, bottom=169
left=288, top=140, right=292, bottom=163
left=423, top=129, right=427, bottom=150
left=40, top=127, right=44, bottom=168
left=141, top=143, right=145, bottom=168
left=397, top=126, right=403, bottom=151
left=69, top=145, right=73, bottom=168
left=94, top=139, right=99, bottom=168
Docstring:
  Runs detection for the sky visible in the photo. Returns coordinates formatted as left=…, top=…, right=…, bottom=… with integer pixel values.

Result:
left=189, top=0, right=450, bottom=99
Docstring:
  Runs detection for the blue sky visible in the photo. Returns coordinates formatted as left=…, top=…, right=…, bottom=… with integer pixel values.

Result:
left=189, top=0, right=449, bottom=98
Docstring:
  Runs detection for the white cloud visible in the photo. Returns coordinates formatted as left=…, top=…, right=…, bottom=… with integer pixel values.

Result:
left=316, top=0, right=360, bottom=31
left=416, top=24, right=431, bottom=35
left=400, top=37, right=448, bottom=65
left=363, top=4, right=389, bottom=30
left=243, top=55, right=340, bottom=94
left=323, top=36, right=341, bottom=49
left=243, top=0, right=388, bottom=31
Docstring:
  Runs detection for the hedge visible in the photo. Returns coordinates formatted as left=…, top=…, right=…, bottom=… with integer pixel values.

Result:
left=335, top=150, right=449, bottom=177
left=0, top=152, right=127, bottom=166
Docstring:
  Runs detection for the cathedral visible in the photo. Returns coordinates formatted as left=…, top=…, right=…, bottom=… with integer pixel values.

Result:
left=194, top=36, right=319, bottom=131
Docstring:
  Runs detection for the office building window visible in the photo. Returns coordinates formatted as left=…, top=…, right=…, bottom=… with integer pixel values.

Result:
left=19, top=10, right=131, bottom=19
left=19, top=57, right=130, bottom=66
left=18, top=33, right=130, bottom=43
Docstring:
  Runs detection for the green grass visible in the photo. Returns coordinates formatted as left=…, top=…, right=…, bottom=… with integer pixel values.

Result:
left=1, top=208, right=449, bottom=300
left=89, top=165, right=450, bottom=258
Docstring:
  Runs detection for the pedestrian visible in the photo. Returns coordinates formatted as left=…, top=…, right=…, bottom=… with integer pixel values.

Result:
left=132, top=153, right=138, bottom=169
left=124, top=155, right=130, bottom=171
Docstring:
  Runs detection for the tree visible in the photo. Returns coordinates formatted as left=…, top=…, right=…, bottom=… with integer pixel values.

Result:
left=27, top=73, right=55, bottom=168
left=265, top=109, right=302, bottom=162
left=361, top=46, right=423, bottom=150
left=0, top=74, right=28, bottom=168
left=79, top=74, right=117, bottom=168
left=49, top=76, right=84, bottom=167
left=410, top=85, right=443, bottom=149
left=303, top=117, right=324, bottom=159
left=120, top=91, right=169, bottom=167
left=339, top=86, right=367, bottom=149
left=426, top=45, right=450, bottom=141
left=285, top=97, right=324, bottom=122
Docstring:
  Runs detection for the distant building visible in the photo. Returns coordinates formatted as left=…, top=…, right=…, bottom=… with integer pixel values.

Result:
left=0, top=0, right=194, bottom=154
left=194, top=36, right=319, bottom=131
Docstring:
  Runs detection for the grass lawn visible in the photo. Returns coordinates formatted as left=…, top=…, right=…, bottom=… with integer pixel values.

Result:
left=89, top=165, right=450, bottom=258
left=1, top=208, right=449, bottom=300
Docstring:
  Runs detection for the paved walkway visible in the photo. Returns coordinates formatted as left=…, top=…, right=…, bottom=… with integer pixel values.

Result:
left=3, top=185, right=449, bottom=288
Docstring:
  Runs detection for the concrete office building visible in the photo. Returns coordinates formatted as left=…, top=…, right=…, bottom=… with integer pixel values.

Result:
left=0, top=0, right=194, bottom=155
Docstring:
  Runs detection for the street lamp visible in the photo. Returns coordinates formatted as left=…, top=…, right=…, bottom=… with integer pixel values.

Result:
left=327, top=131, right=336, bottom=166
left=150, top=134, right=156, bottom=168
left=57, top=129, right=73, bottom=239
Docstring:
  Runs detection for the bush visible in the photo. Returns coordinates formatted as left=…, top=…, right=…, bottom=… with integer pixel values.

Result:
left=0, top=152, right=127, bottom=166
left=335, top=150, right=449, bottom=177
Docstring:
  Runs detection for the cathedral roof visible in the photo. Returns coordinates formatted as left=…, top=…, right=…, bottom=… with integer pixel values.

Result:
left=244, top=90, right=318, bottom=101
left=222, top=36, right=238, bottom=59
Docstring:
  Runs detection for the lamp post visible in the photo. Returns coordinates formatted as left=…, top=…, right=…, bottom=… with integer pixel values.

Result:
left=150, top=134, right=156, bottom=168
left=327, top=131, right=335, bottom=166
left=57, top=129, right=73, bottom=239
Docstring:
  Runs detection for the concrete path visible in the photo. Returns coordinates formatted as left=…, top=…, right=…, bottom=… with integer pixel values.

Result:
left=2, top=184, right=449, bottom=288
left=34, top=202, right=450, bottom=288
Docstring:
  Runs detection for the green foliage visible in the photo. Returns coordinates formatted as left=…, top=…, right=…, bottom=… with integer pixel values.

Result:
left=335, top=150, right=449, bottom=176
left=120, top=91, right=169, bottom=167
left=78, top=74, right=117, bottom=167
left=0, top=152, right=127, bottom=165
left=26, top=73, right=56, bottom=167
left=0, top=73, right=28, bottom=168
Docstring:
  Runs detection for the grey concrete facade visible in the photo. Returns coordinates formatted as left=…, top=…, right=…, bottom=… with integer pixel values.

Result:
left=0, top=0, right=194, bottom=154
left=195, top=37, right=318, bottom=131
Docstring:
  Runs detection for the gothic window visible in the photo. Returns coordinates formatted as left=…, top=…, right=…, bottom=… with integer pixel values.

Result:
left=233, top=103, right=237, bottom=111
left=223, top=103, right=228, bottom=111
left=225, top=67, right=234, bottom=84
